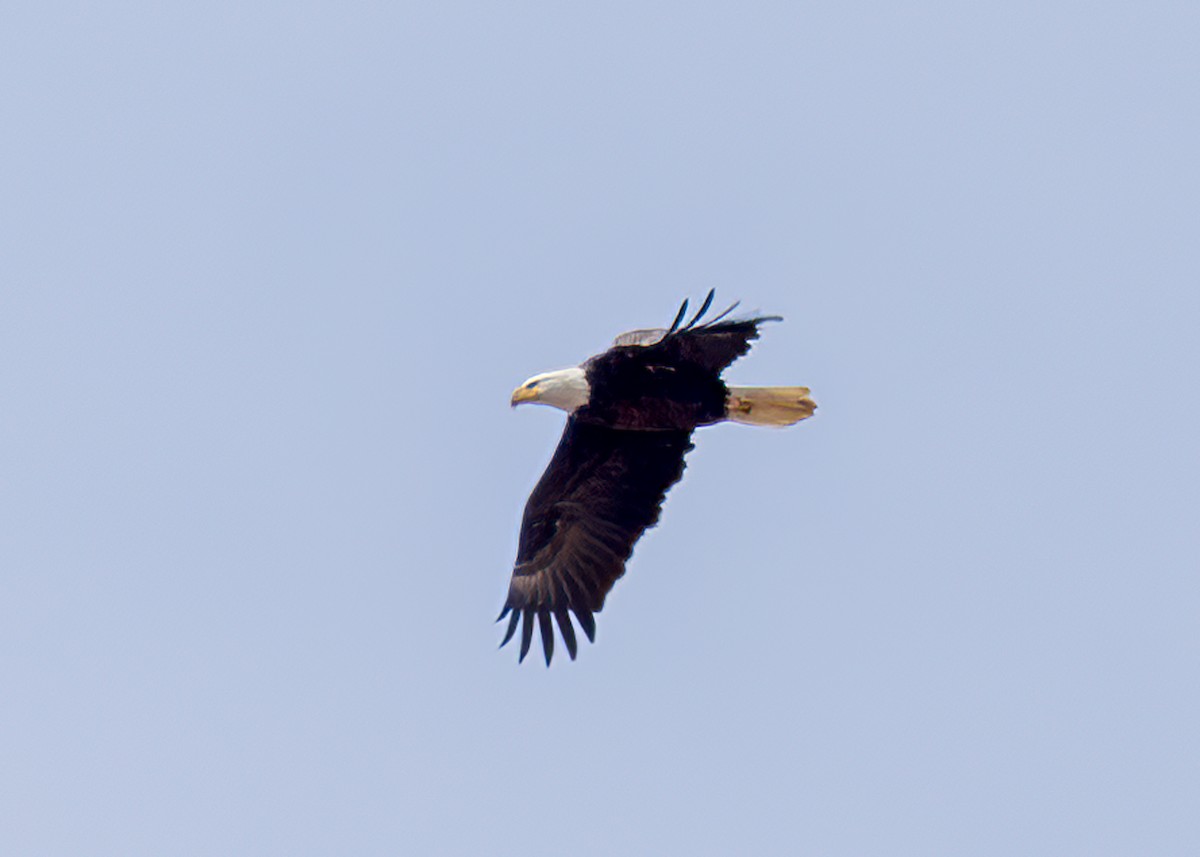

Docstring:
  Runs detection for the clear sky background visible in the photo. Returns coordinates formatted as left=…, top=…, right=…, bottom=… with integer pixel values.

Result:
left=2, top=3, right=1197, bottom=855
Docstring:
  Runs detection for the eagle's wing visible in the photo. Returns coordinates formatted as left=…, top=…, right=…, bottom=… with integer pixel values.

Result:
left=499, top=418, right=694, bottom=664
left=615, top=289, right=781, bottom=373
left=612, top=328, right=667, bottom=347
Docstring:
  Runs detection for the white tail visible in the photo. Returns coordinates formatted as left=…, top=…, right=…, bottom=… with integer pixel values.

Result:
left=725, top=386, right=817, bottom=426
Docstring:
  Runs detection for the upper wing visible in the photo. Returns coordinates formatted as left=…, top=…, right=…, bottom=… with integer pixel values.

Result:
left=612, top=328, right=667, bottom=347
left=499, top=418, right=694, bottom=664
left=611, top=289, right=781, bottom=374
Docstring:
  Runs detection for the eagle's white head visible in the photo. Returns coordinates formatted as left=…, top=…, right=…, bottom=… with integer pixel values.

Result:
left=511, top=367, right=591, bottom=413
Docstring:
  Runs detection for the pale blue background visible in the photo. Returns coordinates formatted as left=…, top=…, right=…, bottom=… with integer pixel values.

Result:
left=2, top=3, right=1197, bottom=855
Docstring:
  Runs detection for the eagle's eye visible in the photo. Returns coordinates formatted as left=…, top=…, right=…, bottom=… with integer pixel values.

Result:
left=525, top=381, right=538, bottom=389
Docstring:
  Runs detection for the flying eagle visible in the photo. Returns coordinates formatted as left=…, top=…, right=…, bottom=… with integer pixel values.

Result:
left=500, top=290, right=815, bottom=664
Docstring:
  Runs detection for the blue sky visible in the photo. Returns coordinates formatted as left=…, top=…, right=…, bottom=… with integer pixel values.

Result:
left=2, top=3, right=1197, bottom=855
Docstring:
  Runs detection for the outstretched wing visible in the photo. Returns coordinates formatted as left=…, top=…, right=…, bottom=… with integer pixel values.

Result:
left=499, top=418, right=694, bottom=664
left=612, top=289, right=781, bottom=374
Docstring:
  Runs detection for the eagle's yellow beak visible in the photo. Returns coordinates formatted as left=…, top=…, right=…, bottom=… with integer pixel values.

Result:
left=511, top=383, right=540, bottom=407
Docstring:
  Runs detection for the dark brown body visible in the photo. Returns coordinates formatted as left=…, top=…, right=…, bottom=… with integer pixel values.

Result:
left=575, top=347, right=729, bottom=430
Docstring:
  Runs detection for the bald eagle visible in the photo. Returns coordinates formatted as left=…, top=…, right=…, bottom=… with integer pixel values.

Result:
left=501, top=290, right=815, bottom=664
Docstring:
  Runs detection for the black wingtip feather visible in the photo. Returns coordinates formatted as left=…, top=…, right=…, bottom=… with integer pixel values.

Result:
left=705, top=300, right=741, bottom=326
left=518, top=610, right=535, bottom=662
left=499, top=609, right=520, bottom=647
left=685, top=289, right=716, bottom=328
left=574, top=608, right=596, bottom=643
left=538, top=611, right=554, bottom=666
left=554, top=608, right=578, bottom=660
left=667, top=298, right=689, bottom=334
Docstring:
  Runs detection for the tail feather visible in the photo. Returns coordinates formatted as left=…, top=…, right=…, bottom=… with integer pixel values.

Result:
left=725, top=386, right=817, bottom=427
